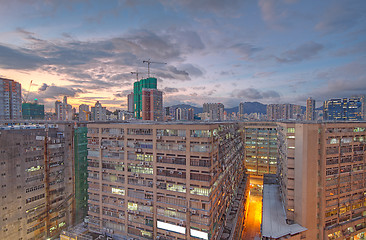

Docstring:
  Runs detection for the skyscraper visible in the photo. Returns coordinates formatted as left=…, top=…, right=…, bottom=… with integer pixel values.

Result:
left=127, top=92, right=134, bottom=113
left=0, top=77, right=22, bottom=120
left=141, top=88, right=163, bottom=121
left=306, top=97, right=315, bottom=121
left=133, top=77, right=157, bottom=119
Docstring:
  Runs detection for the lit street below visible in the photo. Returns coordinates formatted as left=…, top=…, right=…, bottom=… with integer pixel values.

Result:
left=242, top=178, right=262, bottom=240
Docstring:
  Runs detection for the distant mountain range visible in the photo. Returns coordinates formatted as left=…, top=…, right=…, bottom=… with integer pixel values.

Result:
left=167, top=102, right=307, bottom=115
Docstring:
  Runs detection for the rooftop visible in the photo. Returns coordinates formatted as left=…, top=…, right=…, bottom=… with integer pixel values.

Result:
left=261, top=184, right=306, bottom=239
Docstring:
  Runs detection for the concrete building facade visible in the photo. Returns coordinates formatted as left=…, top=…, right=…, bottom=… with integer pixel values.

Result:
left=0, top=123, right=75, bottom=240
left=86, top=122, right=248, bottom=240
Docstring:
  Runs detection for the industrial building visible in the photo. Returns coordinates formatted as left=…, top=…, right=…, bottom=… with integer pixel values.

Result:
left=0, top=123, right=75, bottom=240
left=266, top=122, right=366, bottom=239
left=240, top=122, right=278, bottom=176
left=86, top=122, right=249, bottom=239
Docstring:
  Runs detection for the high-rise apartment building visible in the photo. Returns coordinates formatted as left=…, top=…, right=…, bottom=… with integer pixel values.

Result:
left=128, top=92, right=134, bottom=113
left=55, top=96, right=73, bottom=121
left=79, top=104, right=90, bottom=121
left=0, top=123, right=75, bottom=240
left=241, top=122, right=278, bottom=176
left=141, top=88, right=163, bottom=121
left=306, top=97, right=315, bottom=121
left=323, top=97, right=365, bottom=121
left=274, top=122, right=366, bottom=239
left=86, top=122, right=248, bottom=239
left=267, top=103, right=302, bottom=121
left=133, top=77, right=157, bottom=119
left=91, top=101, right=107, bottom=121
left=202, top=103, right=224, bottom=121
left=22, top=99, right=44, bottom=120
left=0, top=77, right=22, bottom=120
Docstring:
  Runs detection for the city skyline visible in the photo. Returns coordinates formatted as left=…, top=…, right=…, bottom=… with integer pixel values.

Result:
left=0, top=0, right=365, bottom=110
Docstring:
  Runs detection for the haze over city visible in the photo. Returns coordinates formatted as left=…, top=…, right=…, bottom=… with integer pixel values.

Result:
left=0, top=0, right=365, bottom=110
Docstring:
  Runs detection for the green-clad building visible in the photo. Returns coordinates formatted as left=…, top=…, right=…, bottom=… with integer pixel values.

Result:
left=133, top=77, right=157, bottom=119
left=74, top=126, right=88, bottom=223
left=22, top=100, right=44, bottom=119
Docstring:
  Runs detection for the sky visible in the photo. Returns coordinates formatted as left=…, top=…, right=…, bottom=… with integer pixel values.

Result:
left=0, top=0, right=365, bottom=111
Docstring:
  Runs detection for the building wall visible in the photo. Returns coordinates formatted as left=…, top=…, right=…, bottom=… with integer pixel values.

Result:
left=86, top=122, right=246, bottom=240
left=0, top=124, right=75, bottom=240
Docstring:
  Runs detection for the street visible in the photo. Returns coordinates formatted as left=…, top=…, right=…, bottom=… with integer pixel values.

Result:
left=242, top=178, right=262, bottom=240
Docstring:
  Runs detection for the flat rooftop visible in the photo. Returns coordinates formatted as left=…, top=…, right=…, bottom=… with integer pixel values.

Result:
left=262, top=184, right=306, bottom=239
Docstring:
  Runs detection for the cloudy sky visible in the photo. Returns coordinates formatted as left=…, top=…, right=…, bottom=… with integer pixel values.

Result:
left=0, top=0, right=365, bottom=111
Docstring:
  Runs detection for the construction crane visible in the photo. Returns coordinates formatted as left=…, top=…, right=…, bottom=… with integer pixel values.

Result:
left=131, top=70, right=140, bottom=81
left=142, top=59, right=166, bottom=78
left=22, top=80, right=33, bottom=103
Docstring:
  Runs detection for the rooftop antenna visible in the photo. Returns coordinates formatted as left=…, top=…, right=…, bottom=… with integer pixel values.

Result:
left=142, top=59, right=166, bottom=78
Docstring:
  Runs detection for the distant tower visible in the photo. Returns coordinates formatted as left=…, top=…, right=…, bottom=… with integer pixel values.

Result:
left=239, top=102, right=244, bottom=119
left=306, top=97, right=316, bottom=121
left=127, top=92, right=134, bottom=113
